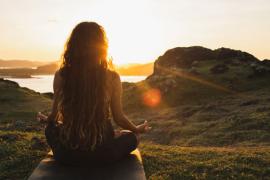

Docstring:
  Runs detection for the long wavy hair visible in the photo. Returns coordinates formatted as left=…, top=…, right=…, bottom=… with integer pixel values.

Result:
left=56, top=22, right=110, bottom=150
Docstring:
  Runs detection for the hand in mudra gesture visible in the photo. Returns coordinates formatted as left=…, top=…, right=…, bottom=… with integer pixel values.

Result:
left=36, top=112, right=48, bottom=123
left=136, top=120, right=151, bottom=134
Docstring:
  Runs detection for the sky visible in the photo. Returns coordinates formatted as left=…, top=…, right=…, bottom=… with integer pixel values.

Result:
left=0, top=0, right=270, bottom=65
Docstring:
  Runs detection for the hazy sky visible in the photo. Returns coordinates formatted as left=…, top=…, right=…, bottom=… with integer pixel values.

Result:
left=0, top=0, right=270, bottom=65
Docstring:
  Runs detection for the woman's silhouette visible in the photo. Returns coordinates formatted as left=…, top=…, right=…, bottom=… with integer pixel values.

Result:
left=38, top=22, right=150, bottom=166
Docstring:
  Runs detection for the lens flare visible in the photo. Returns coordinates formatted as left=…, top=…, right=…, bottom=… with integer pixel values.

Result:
left=142, top=88, right=161, bottom=107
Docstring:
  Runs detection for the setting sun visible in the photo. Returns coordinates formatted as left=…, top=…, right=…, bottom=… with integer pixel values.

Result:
left=0, top=0, right=269, bottom=65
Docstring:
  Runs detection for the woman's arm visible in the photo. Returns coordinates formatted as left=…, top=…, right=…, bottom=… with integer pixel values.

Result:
left=38, top=70, right=62, bottom=123
left=48, top=70, right=62, bottom=122
left=110, top=72, right=150, bottom=133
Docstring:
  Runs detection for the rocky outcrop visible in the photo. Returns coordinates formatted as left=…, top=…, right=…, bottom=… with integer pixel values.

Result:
left=153, top=46, right=259, bottom=75
left=248, top=61, right=270, bottom=78
left=122, top=46, right=270, bottom=109
left=261, top=59, right=270, bottom=67
left=214, top=47, right=257, bottom=63
left=149, top=46, right=270, bottom=82
left=140, top=46, right=270, bottom=106
left=153, top=46, right=214, bottom=74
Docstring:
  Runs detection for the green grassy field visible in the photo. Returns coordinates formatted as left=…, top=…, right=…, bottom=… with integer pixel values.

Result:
left=0, top=130, right=48, bottom=179
left=141, top=143, right=270, bottom=179
left=1, top=77, right=270, bottom=179
left=0, top=79, right=51, bottom=179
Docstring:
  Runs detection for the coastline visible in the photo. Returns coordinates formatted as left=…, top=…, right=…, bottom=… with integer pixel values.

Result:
left=2, top=75, right=147, bottom=93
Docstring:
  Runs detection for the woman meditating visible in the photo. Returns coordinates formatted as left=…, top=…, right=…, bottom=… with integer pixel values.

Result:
left=37, top=22, right=150, bottom=166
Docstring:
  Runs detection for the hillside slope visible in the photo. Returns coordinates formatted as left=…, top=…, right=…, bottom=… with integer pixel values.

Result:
left=0, top=78, right=51, bottom=179
left=1, top=78, right=269, bottom=179
left=122, top=46, right=270, bottom=147
left=123, top=46, right=270, bottom=108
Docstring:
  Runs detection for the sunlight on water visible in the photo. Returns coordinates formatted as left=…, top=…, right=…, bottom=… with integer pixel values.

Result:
left=4, top=75, right=146, bottom=93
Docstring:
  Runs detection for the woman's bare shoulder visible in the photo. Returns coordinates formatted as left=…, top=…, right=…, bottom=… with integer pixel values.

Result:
left=55, top=69, right=63, bottom=81
left=106, top=69, right=120, bottom=81
left=53, top=69, right=63, bottom=91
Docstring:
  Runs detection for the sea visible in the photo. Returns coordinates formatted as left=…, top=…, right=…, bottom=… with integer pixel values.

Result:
left=2, top=75, right=146, bottom=93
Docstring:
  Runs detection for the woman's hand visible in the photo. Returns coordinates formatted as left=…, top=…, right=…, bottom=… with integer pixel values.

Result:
left=136, top=120, right=151, bottom=134
left=36, top=112, right=48, bottom=123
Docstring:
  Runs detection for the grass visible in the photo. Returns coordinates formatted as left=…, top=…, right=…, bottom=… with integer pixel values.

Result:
left=127, top=87, right=270, bottom=147
left=0, top=130, right=49, bottom=180
left=141, top=143, right=270, bottom=179
left=0, top=79, right=51, bottom=179
left=1, top=76, right=270, bottom=179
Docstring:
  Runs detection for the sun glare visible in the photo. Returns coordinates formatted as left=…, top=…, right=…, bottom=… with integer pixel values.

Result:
left=0, top=0, right=269, bottom=63
left=85, top=0, right=166, bottom=65
left=142, top=88, right=161, bottom=107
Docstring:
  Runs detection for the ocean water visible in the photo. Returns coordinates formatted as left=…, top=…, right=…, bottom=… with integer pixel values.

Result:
left=4, top=75, right=146, bottom=93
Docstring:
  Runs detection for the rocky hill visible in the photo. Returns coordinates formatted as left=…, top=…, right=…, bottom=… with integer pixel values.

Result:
left=122, top=46, right=270, bottom=146
left=0, top=62, right=59, bottom=78
left=35, top=63, right=59, bottom=74
left=152, top=46, right=270, bottom=79
left=0, top=59, right=47, bottom=68
left=123, top=46, right=270, bottom=109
